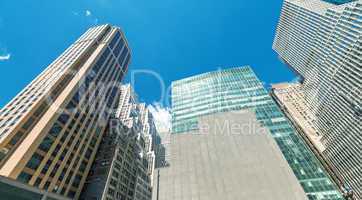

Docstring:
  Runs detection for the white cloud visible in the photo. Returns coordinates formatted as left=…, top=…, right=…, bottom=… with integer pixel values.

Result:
left=85, top=10, right=92, bottom=17
left=72, top=9, right=99, bottom=25
left=0, top=53, right=10, bottom=61
left=148, top=103, right=171, bottom=133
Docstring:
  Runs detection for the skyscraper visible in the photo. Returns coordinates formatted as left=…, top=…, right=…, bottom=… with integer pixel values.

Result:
left=273, top=0, right=361, bottom=197
left=81, top=84, right=157, bottom=200
left=80, top=118, right=152, bottom=200
left=271, top=83, right=324, bottom=153
left=0, top=24, right=131, bottom=199
left=271, top=82, right=344, bottom=191
left=154, top=111, right=309, bottom=200
left=116, top=84, right=156, bottom=184
left=171, top=67, right=343, bottom=200
left=0, top=175, right=71, bottom=200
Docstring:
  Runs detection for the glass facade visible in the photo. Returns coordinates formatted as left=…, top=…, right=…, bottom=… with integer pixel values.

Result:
left=171, top=67, right=343, bottom=200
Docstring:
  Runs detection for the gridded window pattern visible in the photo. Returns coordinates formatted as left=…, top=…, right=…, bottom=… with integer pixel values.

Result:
left=20, top=37, right=126, bottom=199
left=0, top=25, right=116, bottom=166
left=0, top=24, right=131, bottom=200
left=0, top=25, right=109, bottom=139
left=80, top=120, right=152, bottom=200
left=171, top=67, right=344, bottom=200
left=273, top=0, right=361, bottom=198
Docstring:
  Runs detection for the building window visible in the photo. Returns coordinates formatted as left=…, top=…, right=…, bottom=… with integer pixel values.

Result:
left=22, top=117, right=35, bottom=130
left=34, top=178, right=42, bottom=187
left=9, top=131, right=24, bottom=145
left=44, top=181, right=51, bottom=190
left=17, top=172, right=32, bottom=183
left=59, top=171, right=65, bottom=181
left=108, top=188, right=115, bottom=196
left=79, top=161, right=87, bottom=172
left=41, top=160, right=52, bottom=175
left=85, top=148, right=92, bottom=159
left=26, top=153, right=44, bottom=170
left=39, top=136, right=54, bottom=152
left=58, top=113, right=70, bottom=125
left=50, top=163, right=60, bottom=177
left=72, top=174, right=82, bottom=188
left=34, top=103, right=47, bottom=117
left=109, top=32, right=121, bottom=49
left=51, top=144, right=61, bottom=157
left=118, top=49, right=128, bottom=65
left=49, top=122, right=63, bottom=138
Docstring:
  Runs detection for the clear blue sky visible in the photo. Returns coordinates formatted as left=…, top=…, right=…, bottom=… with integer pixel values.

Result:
left=0, top=0, right=295, bottom=107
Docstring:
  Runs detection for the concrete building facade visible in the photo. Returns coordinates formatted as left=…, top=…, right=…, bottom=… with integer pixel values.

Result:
left=273, top=0, right=361, bottom=197
left=171, top=67, right=343, bottom=200
left=154, top=111, right=309, bottom=200
left=153, top=131, right=169, bottom=169
left=0, top=24, right=131, bottom=199
left=80, top=84, right=159, bottom=200
left=116, top=84, right=156, bottom=186
left=80, top=119, right=152, bottom=200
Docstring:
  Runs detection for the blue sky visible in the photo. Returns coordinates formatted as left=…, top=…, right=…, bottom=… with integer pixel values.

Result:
left=0, top=0, right=295, bottom=108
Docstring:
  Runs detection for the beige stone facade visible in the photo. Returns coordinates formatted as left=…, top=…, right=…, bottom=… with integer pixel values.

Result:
left=271, top=82, right=345, bottom=192
left=271, top=83, right=324, bottom=152
left=0, top=24, right=131, bottom=199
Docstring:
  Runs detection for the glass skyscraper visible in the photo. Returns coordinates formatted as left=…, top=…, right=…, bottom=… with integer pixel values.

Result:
left=171, top=67, right=343, bottom=200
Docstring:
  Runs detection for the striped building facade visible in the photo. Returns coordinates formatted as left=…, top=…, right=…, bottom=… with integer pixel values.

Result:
left=0, top=24, right=131, bottom=199
left=273, top=0, right=361, bottom=198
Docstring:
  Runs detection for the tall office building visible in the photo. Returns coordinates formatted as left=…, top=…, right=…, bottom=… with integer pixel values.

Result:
left=271, top=83, right=345, bottom=191
left=0, top=175, right=71, bottom=200
left=80, top=119, right=152, bottom=200
left=148, top=106, right=170, bottom=169
left=116, top=84, right=156, bottom=185
left=137, top=103, right=156, bottom=185
left=116, top=84, right=138, bottom=128
left=154, top=111, right=309, bottom=200
left=153, top=131, right=169, bottom=169
left=273, top=0, right=361, bottom=198
left=171, top=67, right=343, bottom=200
left=0, top=24, right=131, bottom=199
left=81, top=84, right=157, bottom=200
left=271, top=83, right=324, bottom=152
